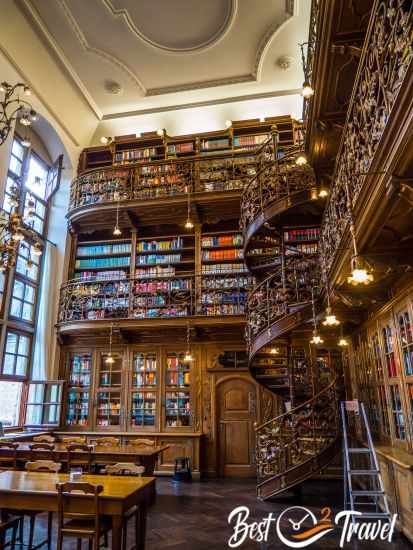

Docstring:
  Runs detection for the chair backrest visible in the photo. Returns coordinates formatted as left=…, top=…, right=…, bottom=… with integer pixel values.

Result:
left=66, top=444, right=92, bottom=471
left=25, top=460, right=62, bottom=472
left=56, top=482, right=103, bottom=537
left=33, top=435, right=56, bottom=443
left=129, top=438, right=155, bottom=447
left=29, top=442, right=55, bottom=461
left=106, top=462, right=144, bottom=476
left=96, top=437, right=120, bottom=447
left=62, top=437, right=87, bottom=445
left=0, top=442, right=18, bottom=466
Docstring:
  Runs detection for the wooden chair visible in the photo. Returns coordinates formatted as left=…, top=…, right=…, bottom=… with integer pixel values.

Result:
left=0, top=442, right=18, bottom=471
left=29, top=442, right=55, bottom=462
left=0, top=516, right=20, bottom=549
left=67, top=443, right=93, bottom=473
left=56, top=482, right=112, bottom=550
left=106, top=463, right=145, bottom=550
left=95, top=437, right=120, bottom=447
left=32, top=435, right=56, bottom=444
left=128, top=439, right=154, bottom=447
left=25, top=460, right=62, bottom=473
left=62, top=436, right=87, bottom=445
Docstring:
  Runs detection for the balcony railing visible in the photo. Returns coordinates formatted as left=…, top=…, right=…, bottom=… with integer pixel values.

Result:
left=320, top=0, right=413, bottom=272
left=69, top=150, right=265, bottom=212
left=58, top=272, right=254, bottom=323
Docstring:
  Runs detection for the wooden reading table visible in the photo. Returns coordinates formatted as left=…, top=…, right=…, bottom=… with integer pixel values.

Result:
left=0, top=471, right=155, bottom=550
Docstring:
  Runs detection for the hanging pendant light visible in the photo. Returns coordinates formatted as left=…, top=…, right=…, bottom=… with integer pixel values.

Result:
left=184, top=323, right=193, bottom=362
left=322, top=292, right=340, bottom=327
left=309, top=287, right=323, bottom=344
left=113, top=199, right=122, bottom=236
left=185, top=187, right=194, bottom=230
left=105, top=324, right=115, bottom=364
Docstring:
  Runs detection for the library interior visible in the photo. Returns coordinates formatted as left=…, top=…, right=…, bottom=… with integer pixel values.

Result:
left=0, top=1, right=412, bottom=549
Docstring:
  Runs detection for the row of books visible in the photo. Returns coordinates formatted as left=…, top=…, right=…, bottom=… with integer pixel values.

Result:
left=115, top=148, right=160, bottom=162
left=136, top=254, right=183, bottom=265
left=284, top=228, right=320, bottom=242
left=133, top=279, right=191, bottom=293
left=133, top=373, right=157, bottom=386
left=202, top=304, right=246, bottom=316
left=132, top=392, right=156, bottom=401
left=75, top=256, right=130, bottom=269
left=233, top=134, right=269, bottom=147
left=201, top=291, right=248, bottom=305
left=135, top=266, right=176, bottom=278
left=202, top=276, right=252, bottom=289
left=137, top=237, right=184, bottom=252
left=74, top=270, right=128, bottom=281
left=132, top=307, right=189, bottom=318
left=202, top=249, right=243, bottom=261
left=201, top=264, right=248, bottom=274
left=136, top=175, right=185, bottom=187
left=201, top=138, right=230, bottom=150
left=286, top=243, right=318, bottom=255
left=167, top=143, right=194, bottom=155
left=134, top=355, right=157, bottom=371
left=77, top=242, right=131, bottom=257
left=201, top=234, right=243, bottom=248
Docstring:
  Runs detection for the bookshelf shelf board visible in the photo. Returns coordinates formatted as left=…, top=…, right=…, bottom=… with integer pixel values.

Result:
left=76, top=252, right=132, bottom=260
left=74, top=266, right=130, bottom=272
left=201, top=257, right=244, bottom=264
left=201, top=243, right=244, bottom=250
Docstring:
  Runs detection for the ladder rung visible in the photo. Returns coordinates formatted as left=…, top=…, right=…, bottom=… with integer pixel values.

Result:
left=352, top=490, right=384, bottom=496
left=348, top=448, right=371, bottom=453
left=350, top=470, right=379, bottom=475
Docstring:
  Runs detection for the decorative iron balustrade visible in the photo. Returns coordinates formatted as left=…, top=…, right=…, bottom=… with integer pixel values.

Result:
left=240, top=142, right=317, bottom=233
left=69, top=150, right=264, bottom=211
left=256, top=376, right=339, bottom=483
left=320, top=0, right=413, bottom=272
left=246, top=256, right=320, bottom=344
left=302, top=0, right=320, bottom=125
left=58, top=272, right=254, bottom=323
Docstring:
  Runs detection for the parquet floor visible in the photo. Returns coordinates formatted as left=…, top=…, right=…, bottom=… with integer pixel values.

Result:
left=26, top=478, right=411, bottom=549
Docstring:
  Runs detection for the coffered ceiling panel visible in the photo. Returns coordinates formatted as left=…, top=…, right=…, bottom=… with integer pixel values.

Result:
left=21, top=0, right=309, bottom=118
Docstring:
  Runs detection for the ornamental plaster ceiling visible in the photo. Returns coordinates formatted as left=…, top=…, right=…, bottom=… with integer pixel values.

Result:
left=20, top=0, right=310, bottom=119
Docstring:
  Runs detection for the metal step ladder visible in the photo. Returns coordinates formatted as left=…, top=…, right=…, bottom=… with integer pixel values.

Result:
left=341, top=400, right=391, bottom=523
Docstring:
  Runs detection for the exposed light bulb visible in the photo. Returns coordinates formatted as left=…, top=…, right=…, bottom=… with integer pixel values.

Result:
left=100, top=136, right=112, bottom=145
left=301, top=81, right=314, bottom=98
left=105, top=353, right=115, bottom=365
left=310, top=331, right=324, bottom=345
left=225, top=120, right=232, bottom=128
left=295, top=155, right=307, bottom=166
left=12, top=231, right=24, bottom=242
left=319, top=188, right=329, bottom=198
left=348, top=268, right=374, bottom=285
left=259, top=117, right=265, bottom=123
left=24, top=86, right=31, bottom=96
left=322, top=306, right=340, bottom=327
left=156, top=129, right=164, bottom=136
left=270, top=347, right=279, bottom=355
left=338, top=338, right=349, bottom=347
left=184, top=351, right=193, bottom=362
left=20, top=116, right=31, bottom=127
left=21, top=137, right=31, bottom=147
left=113, top=225, right=122, bottom=236
left=0, top=83, right=6, bottom=93
left=185, top=218, right=194, bottom=230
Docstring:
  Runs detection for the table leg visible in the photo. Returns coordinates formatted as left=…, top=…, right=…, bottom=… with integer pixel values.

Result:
left=136, top=503, right=147, bottom=550
left=112, top=514, right=123, bottom=550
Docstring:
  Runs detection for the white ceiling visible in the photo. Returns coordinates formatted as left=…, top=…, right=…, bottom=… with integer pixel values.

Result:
left=21, top=0, right=309, bottom=120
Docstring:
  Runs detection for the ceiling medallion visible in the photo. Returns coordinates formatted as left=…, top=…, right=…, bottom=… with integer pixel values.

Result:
left=104, top=80, right=123, bottom=95
left=276, top=56, right=294, bottom=71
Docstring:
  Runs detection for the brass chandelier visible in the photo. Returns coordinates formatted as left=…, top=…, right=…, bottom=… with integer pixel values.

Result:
left=0, top=81, right=37, bottom=147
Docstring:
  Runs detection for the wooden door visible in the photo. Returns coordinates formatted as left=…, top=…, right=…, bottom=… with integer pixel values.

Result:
left=217, top=378, right=256, bottom=477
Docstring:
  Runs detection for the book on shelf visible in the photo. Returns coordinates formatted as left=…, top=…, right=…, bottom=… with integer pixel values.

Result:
left=286, top=243, right=318, bottom=255
left=132, top=306, right=189, bottom=319
left=201, top=275, right=252, bottom=289
left=202, top=304, right=246, bottom=316
left=137, top=237, right=184, bottom=252
left=201, top=234, right=243, bottom=248
left=115, top=148, right=160, bottom=163
left=284, top=228, right=320, bottom=242
left=201, top=137, right=230, bottom=150
left=77, top=242, right=131, bottom=257
left=133, top=279, right=191, bottom=293
left=201, top=264, right=248, bottom=275
left=75, top=256, right=130, bottom=269
left=135, top=266, right=176, bottom=278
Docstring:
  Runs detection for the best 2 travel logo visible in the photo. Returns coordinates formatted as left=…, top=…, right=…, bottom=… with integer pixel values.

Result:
left=227, top=505, right=397, bottom=548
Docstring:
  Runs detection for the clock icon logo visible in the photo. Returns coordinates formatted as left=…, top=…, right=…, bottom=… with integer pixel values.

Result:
left=276, top=506, right=334, bottom=548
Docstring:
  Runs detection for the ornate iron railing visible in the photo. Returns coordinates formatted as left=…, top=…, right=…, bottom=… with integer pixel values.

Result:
left=69, top=150, right=263, bottom=211
left=58, top=272, right=254, bottom=323
left=255, top=375, right=339, bottom=483
left=302, top=0, right=320, bottom=125
left=246, top=256, right=319, bottom=344
left=320, top=0, right=413, bottom=272
left=240, top=141, right=317, bottom=234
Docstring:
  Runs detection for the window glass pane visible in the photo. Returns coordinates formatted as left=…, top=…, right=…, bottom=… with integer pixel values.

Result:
left=0, top=381, right=23, bottom=426
left=3, top=193, right=13, bottom=214
left=13, top=280, right=24, bottom=299
left=25, top=405, right=43, bottom=425
left=10, top=298, right=22, bottom=318
left=24, top=285, right=35, bottom=303
left=5, top=332, right=18, bottom=354
left=26, top=156, right=48, bottom=199
left=16, top=242, right=40, bottom=281
left=12, top=140, right=24, bottom=161
left=15, top=356, right=28, bottom=377
left=22, top=303, right=34, bottom=321
left=28, top=384, right=44, bottom=404
left=3, top=354, right=15, bottom=375
left=9, top=155, right=22, bottom=176
left=18, top=335, right=30, bottom=356
left=0, top=272, right=4, bottom=310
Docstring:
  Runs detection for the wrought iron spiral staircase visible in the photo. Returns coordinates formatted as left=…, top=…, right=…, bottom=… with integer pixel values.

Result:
left=241, top=133, right=340, bottom=499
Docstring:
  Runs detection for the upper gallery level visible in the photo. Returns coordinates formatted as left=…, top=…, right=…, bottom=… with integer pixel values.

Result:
left=68, top=116, right=302, bottom=229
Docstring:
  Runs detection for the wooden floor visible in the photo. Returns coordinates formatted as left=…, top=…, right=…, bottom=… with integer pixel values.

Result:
left=28, top=478, right=410, bottom=549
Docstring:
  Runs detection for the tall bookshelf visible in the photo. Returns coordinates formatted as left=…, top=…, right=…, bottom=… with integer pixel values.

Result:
left=200, top=230, right=251, bottom=316
left=284, top=226, right=320, bottom=256
left=66, top=352, right=92, bottom=428
left=165, top=352, right=192, bottom=429
left=95, top=352, right=123, bottom=430
left=114, top=133, right=165, bottom=165
left=130, top=352, right=158, bottom=430
left=252, top=345, right=289, bottom=391
left=133, top=234, right=195, bottom=319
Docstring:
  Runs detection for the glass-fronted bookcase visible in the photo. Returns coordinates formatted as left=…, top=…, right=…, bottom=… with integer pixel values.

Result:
left=64, top=346, right=195, bottom=433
